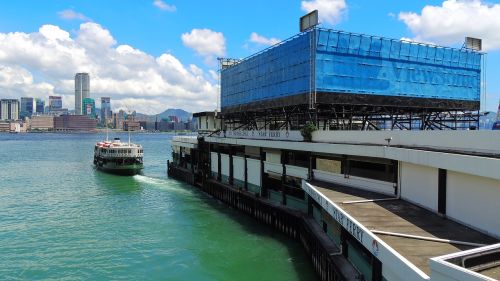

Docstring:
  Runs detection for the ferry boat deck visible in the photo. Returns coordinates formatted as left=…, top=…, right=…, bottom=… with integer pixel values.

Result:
left=309, top=180, right=499, bottom=278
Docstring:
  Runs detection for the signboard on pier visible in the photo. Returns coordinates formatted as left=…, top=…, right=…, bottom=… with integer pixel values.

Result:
left=214, top=130, right=303, bottom=142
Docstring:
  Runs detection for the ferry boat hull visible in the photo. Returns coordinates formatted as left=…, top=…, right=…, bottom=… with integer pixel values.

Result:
left=94, top=160, right=143, bottom=176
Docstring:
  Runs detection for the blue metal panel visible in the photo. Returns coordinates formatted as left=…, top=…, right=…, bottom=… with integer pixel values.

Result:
left=221, top=28, right=482, bottom=109
left=221, top=32, right=311, bottom=108
left=315, top=29, right=481, bottom=101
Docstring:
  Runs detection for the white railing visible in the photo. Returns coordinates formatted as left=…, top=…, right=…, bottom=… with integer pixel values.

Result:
left=430, top=243, right=500, bottom=281
left=96, top=153, right=143, bottom=158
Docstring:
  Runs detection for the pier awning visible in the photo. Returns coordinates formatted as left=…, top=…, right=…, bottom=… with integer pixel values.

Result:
left=302, top=180, right=498, bottom=280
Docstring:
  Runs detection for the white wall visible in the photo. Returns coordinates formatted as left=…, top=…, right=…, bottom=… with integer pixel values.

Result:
left=286, top=165, right=308, bottom=179
left=265, top=150, right=281, bottom=163
left=264, top=161, right=282, bottom=175
left=197, top=116, right=202, bottom=130
left=313, top=169, right=395, bottom=196
left=221, top=153, right=230, bottom=176
left=197, top=115, right=220, bottom=131
left=447, top=171, right=500, bottom=238
left=247, top=158, right=261, bottom=186
left=233, top=156, right=245, bottom=181
left=211, top=152, right=218, bottom=173
left=400, top=162, right=439, bottom=212
left=313, top=130, right=500, bottom=155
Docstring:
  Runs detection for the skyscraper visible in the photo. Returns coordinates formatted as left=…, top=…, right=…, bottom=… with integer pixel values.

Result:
left=20, top=97, right=34, bottom=118
left=0, top=99, right=20, bottom=120
left=49, top=96, right=62, bottom=111
left=82, top=98, right=96, bottom=118
left=35, top=99, right=45, bottom=114
left=100, top=97, right=111, bottom=123
left=75, top=73, right=90, bottom=115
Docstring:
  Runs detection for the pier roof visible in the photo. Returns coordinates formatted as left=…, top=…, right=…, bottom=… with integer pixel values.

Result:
left=309, top=180, right=499, bottom=277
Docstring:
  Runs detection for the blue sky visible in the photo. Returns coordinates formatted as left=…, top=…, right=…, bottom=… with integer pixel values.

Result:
left=0, top=0, right=499, bottom=113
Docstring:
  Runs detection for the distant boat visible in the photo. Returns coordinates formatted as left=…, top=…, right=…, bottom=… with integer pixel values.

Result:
left=93, top=137, right=144, bottom=175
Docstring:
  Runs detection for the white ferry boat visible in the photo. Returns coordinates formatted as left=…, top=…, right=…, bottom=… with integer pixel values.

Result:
left=93, top=137, right=143, bottom=175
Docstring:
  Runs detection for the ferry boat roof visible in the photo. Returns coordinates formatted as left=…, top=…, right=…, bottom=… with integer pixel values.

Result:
left=308, top=180, right=499, bottom=278
left=95, top=139, right=142, bottom=148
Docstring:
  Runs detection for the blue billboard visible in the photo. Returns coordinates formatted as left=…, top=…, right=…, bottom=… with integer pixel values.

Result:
left=221, top=28, right=482, bottom=110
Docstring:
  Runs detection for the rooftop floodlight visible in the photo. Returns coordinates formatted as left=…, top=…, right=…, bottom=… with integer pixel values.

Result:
left=464, top=37, right=482, bottom=51
left=300, top=10, right=319, bottom=32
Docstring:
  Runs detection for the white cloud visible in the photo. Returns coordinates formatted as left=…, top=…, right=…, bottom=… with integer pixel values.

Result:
left=249, top=32, right=280, bottom=46
left=77, top=22, right=117, bottom=52
left=58, top=9, right=90, bottom=21
left=399, top=0, right=500, bottom=50
left=0, top=23, right=219, bottom=114
left=181, top=28, right=226, bottom=66
left=301, top=0, right=347, bottom=25
left=39, top=25, right=71, bottom=42
left=153, top=0, right=176, bottom=12
left=0, top=65, right=55, bottom=103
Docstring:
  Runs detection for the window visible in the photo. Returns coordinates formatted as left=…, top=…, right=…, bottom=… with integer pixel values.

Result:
left=286, top=151, right=309, bottom=168
left=316, top=158, right=342, bottom=174
left=348, top=159, right=396, bottom=182
left=285, top=175, right=305, bottom=199
left=265, top=173, right=281, bottom=192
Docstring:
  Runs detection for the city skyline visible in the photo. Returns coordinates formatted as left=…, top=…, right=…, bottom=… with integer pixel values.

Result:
left=0, top=1, right=499, bottom=114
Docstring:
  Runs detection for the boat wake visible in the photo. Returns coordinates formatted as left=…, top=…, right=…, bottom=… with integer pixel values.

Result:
left=133, top=175, right=192, bottom=195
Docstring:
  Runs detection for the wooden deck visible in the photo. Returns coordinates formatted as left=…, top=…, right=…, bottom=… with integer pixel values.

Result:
left=310, top=180, right=499, bottom=276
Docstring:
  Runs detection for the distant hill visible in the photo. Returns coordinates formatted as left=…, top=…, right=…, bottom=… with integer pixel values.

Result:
left=135, top=108, right=192, bottom=122
left=158, top=108, right=192, bottom=121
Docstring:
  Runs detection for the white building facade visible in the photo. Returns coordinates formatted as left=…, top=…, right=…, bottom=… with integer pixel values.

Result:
left=0, top=99, right=20, bottom=120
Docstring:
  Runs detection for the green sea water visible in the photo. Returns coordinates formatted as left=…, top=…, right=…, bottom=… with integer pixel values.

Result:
left=0, top=133, right=317, bottom=281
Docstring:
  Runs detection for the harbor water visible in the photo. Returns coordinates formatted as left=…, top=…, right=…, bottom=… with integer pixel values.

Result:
left=0, top=133, right=317, bottom=281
